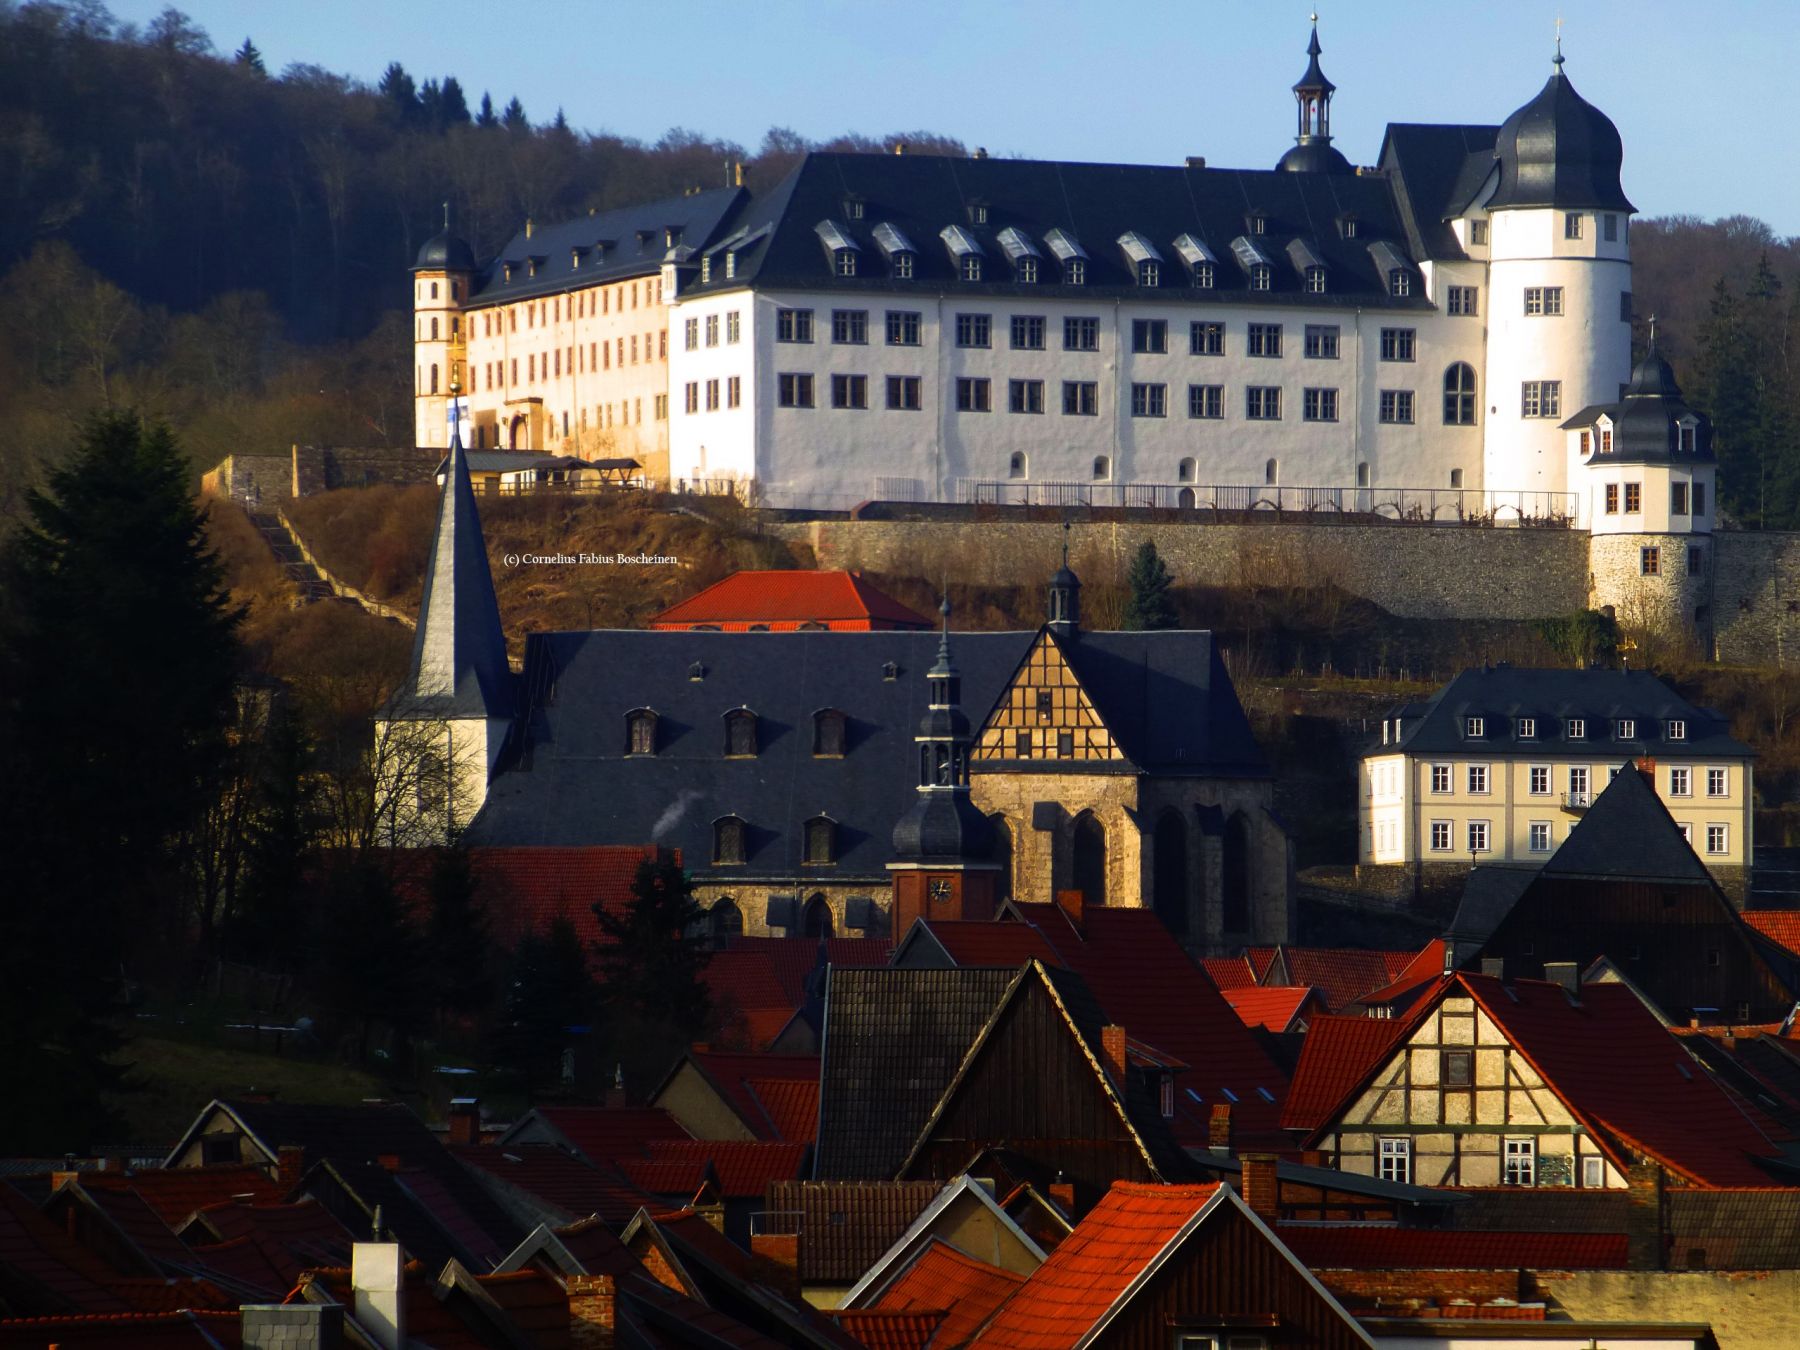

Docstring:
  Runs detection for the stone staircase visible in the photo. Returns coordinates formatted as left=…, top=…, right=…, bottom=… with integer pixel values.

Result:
left=248, top=508, right=334, bottom=604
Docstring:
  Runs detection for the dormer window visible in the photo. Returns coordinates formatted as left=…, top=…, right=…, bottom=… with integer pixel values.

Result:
left=1518, top=717, right=1537, bottom=740
left=1305, top=266, right=1326, bottom=294
left=665, top=227, right=682, bottom=248
left=961, top=256, right=982, bottom=281
left=713, top=815, right=747, bottom=865
left=725, top=251, right=737, bottom=279
left=968, top=202, right=988, bottom=226
left=1251, top=265, right=1271, bottom=291
left=1465, top=716, right=1485, bottom=738
left=1469, top=219, right=1488, bottom=246
left=1193, top=262, right=1214, bottom=289
left=1248, top=213, right=1267, bottom=236
left=835, top=250, right=857, bottom=277
left=1340, top=217, right=1359, bottom=240
left=1678, top=420, right=1697, bottom=454
left=1617, top=719, right=1637, bottom=740
left=1568, top=718, right=1586, bottom=740
left=1668, top=719, right=1687, bottom=741
left=893, top=252, right=915, bottom=279
left=700, top=256, right=711, bottom=283
left=527, top=258, right=539, bottom=278
left=1066, top=259, right=1086, bottom=285
left=813, top=709, right=847, bottom=757
left=571, top=248, right=584, bottom=269
left=843, top=196, right=865, bottom=220
left=1390, top=269, right=1411, bottom=296
left=804, top=816, right=837, bottom=865
left=724, top=708, right=758, bottom=757
left=625, top=709, right=658, bottom=756
left=502, top=263, right=514, bottom=283
left=1018, top=257, right=1038, bottom=283
left=1137, top=261, right=1159, bottom=287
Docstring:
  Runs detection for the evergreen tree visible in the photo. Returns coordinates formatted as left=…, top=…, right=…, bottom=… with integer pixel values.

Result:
left=476, top=91, right=499, bottom=128
left=229, top=697, right=314, bottom=967
left=501, top=96, right=529, bottom=131
left=233, top=37, right=265, bottom=74
left=595, top=858, right=710, bottom=1039
left=378, top=61, right=418, bottom=122
left=308, top=856, right=425, bottom=1061
left=417, top=78, right=442, bottom=130
left=438, top=76, right=471, bottom=126
left=492, top=918, right=594, bottom=1092
left=0, top=412, right=240, bottom=1151
left=426, top=839, right=492, bottom=1018
left=1694, top=278, right=1760, bottom=524
left=1123, top=540, right=1178, bottom=631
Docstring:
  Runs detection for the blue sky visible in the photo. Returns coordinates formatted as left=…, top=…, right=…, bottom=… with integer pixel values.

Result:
left=113, top=0, right=1797, bottom=233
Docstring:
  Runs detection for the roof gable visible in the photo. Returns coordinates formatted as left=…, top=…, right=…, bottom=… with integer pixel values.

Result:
left=972, top=631, right=1126, bottom=767
left=1540, top=763, right=1718, bottom=884
left=842, top=1177, right=1044, bottom=1309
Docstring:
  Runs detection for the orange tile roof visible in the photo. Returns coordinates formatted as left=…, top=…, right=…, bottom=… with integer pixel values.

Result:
left=686, top=1051, right=820, bottom=1140
left=73, top=1166, right=280, bottom=1228
left=1270, top=947, right=1419, bottom=1011
left=1744, top=910, right=1800, bottom=960
left=1281, top=1014, right=1411, bottom=1132
left=912, top=921, right=1062, bottom=968
left=535, top=1106, right=692, bottom=1164
left=651, top=571, right=933, bottom=630
left=746, top=1076, right=822, bottom=1144
left=834, top=1308, right=945, bottom=1350
left=1221, top=985, right=1319, bottom=1033
left=1200, top=956, right=1258, bottom=990
left=871, top=1239, right=1027, bottom=1347
left=635, top=1141, right=809, bottom=1200
left=1357, top=940, right=1448, bottom=1011
left=471, top=845, right=672, bottom=957
left=966, top=1183, right=1221, bottom=1349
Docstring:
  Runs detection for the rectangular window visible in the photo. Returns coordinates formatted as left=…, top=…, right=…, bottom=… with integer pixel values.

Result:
left=704, top=314, right=720, bottom=347
left=1468, top=764, right=1488, bottom=795
left=726, top=310, right=741, bottom=343
left=1524, top=286, right=1566, bottom=317
left=1530, top=821, right=1553, bottom=852
left=1565, top=212, right=1584, bottom=240
left=1247, top=323, right=1282, bottom=357
left=886, top=375, right=921, bottom=410
left=830, top=373, right=868, bottom=409
left=1466, top=718, right=1485, bottom=740
left=1518, top=717, right=1538, bottom=740
left=1583, top=1156, right=1606, bottom=1188
left=1707, top=823, right=1729, bottom=855
left=1010, top=314, right=1046, bottom=350
left=1504, top=1138, right=1537, bottom=1186
left=1013, top=729, right=1031, bottom=758
left=683, top=381, right=699, bottom=414
left=1378, top=1138, right=1411, bottom=1184
left=1245, top=386, right=1281, bottom=420
left=1671, top=482, right=1689, bottom=515
left=1062, top=381, right=1099, bottom=416
left=955, top=377, right=991, bottom=412
left=1530, top=765, right=1550, bottom=795
left=776, top=308, right=814, bottom=343
left=892, top=252, right=914, bottom=279
left=1379, top=327, right=1416, bottom=361
left=1569, top=765, right=1590, bottom=803
left=704, top=378, right=720, bottom=411
left=1469, top=219, right=1489, bottom=245
left=1379, top=390, right=1415, bottom=424
left=1190, top=321, right=1225, bottom=356
left=727, top=376, right=741, bottom=409
left=1130, top=382, right=1167, bottom=418
left=882, top=309, right=921, bottom=345
left=1641, top=546, right=1660, bottom=576
left=1694, top=482, right=1707, bottom=516
left=777, top=373, right=814, bottom=408
left=1430, top=820, right=1451, bottom=851
left=1447, top=285, right=1479, bottom=316
left=960, top=255, right=981, bottom=281
left=1616, top=719, right=1637, bottom=741
left=1604, top=213, right=1619, bottom=242
left=1191, top=262, right=1214, bottom=288
left=1131, top=319, right=1168, bottom=354
left=1468, top=820, right=1490, bottom=852
left=831, top=309, right=868, bottom=344
left=1302, top=387, right=1339, bottom=422
left=1604, top=483, right=1619, bottom=515
left=1621, top=482, right=1643, bottom=515
left=1187, top=384, right=1224, bottom=419
left=1303, top=325, right=1339, bottom=359
left=955, top=313, right=991, bottom=348
left=1443, top=1049, right=1473, bottom=1086
left=1009, top=378, right=1045, bottom=414
left=654, top=393, right=668, bottom=420
left=1430, top=764, right=1452, bottom=794
left=1670, top=766, right=1691, bottom=796
left=1707, top=767, right=1728, bottom=797
left=1064, top=316, right=1100, bottom=351
left=684, top=317, right=699, bottom=351
left=1521, top=381, right=1563, bottom=418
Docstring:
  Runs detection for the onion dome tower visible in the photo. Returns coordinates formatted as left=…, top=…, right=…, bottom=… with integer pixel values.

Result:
left=413, top=202, right=476, bottom=450
left=888, top=600, right=1000, bottom=935
left=1276, top=17, right=1352, bottom=174
left=1488, top=40, right=1634, bottom=213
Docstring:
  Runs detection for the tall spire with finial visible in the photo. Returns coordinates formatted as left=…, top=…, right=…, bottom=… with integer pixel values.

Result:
left=1048, top=523, right=1082, bottom=634
left=1277, top=13, right=1352, bottom=173
left=1553, top=15, right=1565, bottom=70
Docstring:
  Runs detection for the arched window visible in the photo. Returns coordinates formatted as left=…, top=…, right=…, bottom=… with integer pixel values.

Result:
left=1178, top=458, right=1196, bottom=483
left=804, top=816, right=836, bottom=865
left=1443, top=363, right=1477, bottom=425
left=988, top=814, right=1014, bottom=903
left=1153, top=811, right=1188, bottom=940
left=1223, top=812, right=1253, bottom=934
left=430, top=364, right=440, bottom=394
left=724, top=709, right=758, bottom=757
left=1264, top=458, right=1278, bottom=486
left=813, top=709, right=847, bottom=757
left=1072, top=812, right=1106, bottom=909
left=713, top=815, right=747, bottom=865
left=709, top=897, right=743, bottom=946
left=1009, top=451, right=1028, bottom=480
left=1092, top=455, right=1110, bottom=480
left=625, top=709, right=658, bottom=756
left=430, top=281, right=439, bottom=299
left=803, top=893, right=834, bottom=938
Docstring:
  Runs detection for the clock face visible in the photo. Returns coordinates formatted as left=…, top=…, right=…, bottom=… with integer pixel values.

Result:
left=928, top=878, right=953, bottom=903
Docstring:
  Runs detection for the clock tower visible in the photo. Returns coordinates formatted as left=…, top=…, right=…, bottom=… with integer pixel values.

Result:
left=888, top=600, right=1001, bottom=938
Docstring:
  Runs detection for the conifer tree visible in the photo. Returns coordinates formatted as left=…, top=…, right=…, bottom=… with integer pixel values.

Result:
left=501, top=96, right=529, bottom=131
left=378, top=61, right=418, bottom=122
left=234, top=37, right=265, bottom=74
left=595, top=858, right=710, bottom=1039
left=1123, top=540, right=1178, bottom=631
left=476, top=91, right=499, bottom=128
left=438, top=76, right=471, bottom=127
left=492, top=918, right=594, bottom=1092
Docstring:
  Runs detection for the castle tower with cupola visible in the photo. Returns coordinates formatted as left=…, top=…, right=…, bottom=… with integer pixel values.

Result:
left=412, top=207, right=476, bottom=450
left=1481, top=42, right=1635, bottom=506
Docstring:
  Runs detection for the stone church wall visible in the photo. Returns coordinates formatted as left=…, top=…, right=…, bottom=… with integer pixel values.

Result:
left=770, top=519, right=1590, bottom=622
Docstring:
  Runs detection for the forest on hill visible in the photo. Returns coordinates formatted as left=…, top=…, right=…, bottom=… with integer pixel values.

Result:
left=0, top=2, right=1796, bottom=521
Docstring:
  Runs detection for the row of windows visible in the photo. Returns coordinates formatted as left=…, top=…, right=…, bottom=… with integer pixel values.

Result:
left=1430, top=760, right=1729, bottom=798
left=1602, top=480, right=1708, bottom=517
left=1375, top=1136, right=1602, bottom=1189
left=684, top=377, right=744, bottom=413
left=683, top=311, right=744, bottom=349
left=626, top=707, right=846, bottom=758
left=1456, top=715, right=1699, bottom=744
left=710, top=813, right=840, bottom=866
left=469, top=331, right=664, bottom=392
left=1425, top=816, right=1730, bottom=856
left=472, top=277, right=663, bottom=335
left=1639, top=544, right=1707, bottom=578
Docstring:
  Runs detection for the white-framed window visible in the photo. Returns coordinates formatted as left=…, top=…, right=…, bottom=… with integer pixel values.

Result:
left=954, top=313, right=991, bottom=348
left=1524, top=286, right=1565, bottom=316
left=1130, top=383, right=1167, bottom=418
left=960, top=255, right=982, bottom=282
left=1565, top=212, right=1584, bottom=239
left=1617, top=719, right=1637, bottom=740
left=684, top=317, right=700, bottom=350
left=1707, top=767, right=1728, bottom=797
left=1251, top=263, right=1272, bottom=291
left=1379, top=390, right=1415, bottom=424
left=1011, top=314, right=1047, bottom=350
left=705, top=378, right=720, bottom=411
left=1430, top=820, right=1452, bottom=851
left=1303, top=324, right=1339, bottom=359
left=776, top=308, right=814, bottom=343
left=1582, top=1156, right=1606, bottom=1188
left=726, top=311, right=741, bottom=343
left=1447, top=285, right=1479, bottom=316
left=1529, top=765, right=1550, bottom=795
left=1529, top=821, right=1552, bottom=853
left=886, top=310, right=922, bottom=346
left=1064, top=316, right=1100, bottom=351
left=1679, top=822, right=1693, bottom=844
left=1668, top=720, right=1687, bottom=741
left=1187, top=384, right=1223, bottom=419
left=1064, top=258, right=1086, bottom=285
left=1379, top=328, right=1416, bottom=362
left=1468, top=219, right=1488, bottom=245
left=1302, top=387, right=1339, bottom=422
left=1504, top=1137, right=1537, bottom=1186
left=1247, top=323, right=1282, bottom=357
left=1378, top=1137, right=1411, bottom=1183
left=1468, top=820, right=1490, bottom=852
left=1430, top=764, right=1452, bottom=794
left=1137, top=259, right=1160, bottom=287
left=1567, top=718, right=1586, bottom=740
left=1669, top=766, right=1691, bottom=797
left=1569, top=765, right=1589, bottom=802
left=1191, top=321, right=1225, bottom=356
left=831, top=309, right=868, bottom=344
left=1305, top=265, right=1326, bottom=293
left=1521, top=380, right=1563, bottom=418
left=1245, top=386, right=1281, bottom=420
left=1389, top=269, right=1411, bottom=296
left=1706, top=824, right=1729, bottom=855
left=1017, top=256, right=1038, bottom=283
left=1465, top=716, right=1485, bottom=738
left=1518, top=717, right=1537, bottom=740
left=893, top=251, right=915, bottom=279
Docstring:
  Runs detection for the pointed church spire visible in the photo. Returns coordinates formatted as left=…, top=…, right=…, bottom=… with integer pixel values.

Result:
left=1048, top=525, right=1081, bottom=634
left=405, top=437, right=512, bottom=718
left=891, top=598, right=991, bottom=863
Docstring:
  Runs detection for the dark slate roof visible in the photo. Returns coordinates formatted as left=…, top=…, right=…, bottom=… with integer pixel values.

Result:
left=467, top=187, right=746, bottom=307
left=1447, top=866, right=1538, bottom=945
left=681, top=151, right=1431, bottom=310
left=466, top=627, right=1266, bottom=879
left=1539, top=763, right=1718, bottom=885
left=813, top=967, right=1017, bottom=1180
left=1488, top=60, right=1634, bottom=213
left=1377, top=124, right=1499, bottom=260
left=414, top=229, right=476, bottom=273
left=1376, top=665, right=1747, bottom=760
left=1563, top=340, right=1715, bottom=465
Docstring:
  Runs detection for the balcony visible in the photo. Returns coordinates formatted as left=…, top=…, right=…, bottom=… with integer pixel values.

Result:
left=1561, top=791, right=1592, bottom=814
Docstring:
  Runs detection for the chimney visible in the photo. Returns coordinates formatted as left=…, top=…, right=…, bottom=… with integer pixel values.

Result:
left=242, top=1303, right=345, bottom=1349
left=351, top=1243, right=406, bottom=1350
left=1055, top=888, right=1085, bottom=934
left=1544, top=962, right=1580, bottom=998
left=1625, top=1162, right=1667, bottom=1270
left=1185, top=156, right=1207, bottom=170
left=568, top=1273, right=617, bottom=1349
left=1239, top=1154, right=1279, bottom=1221
left=446, top=1098, right=481, bottom=1148
left=275, top=1146, right=304, bottom=1191
left=1208, top=1103, right=1234, bottom=1156
left=1099, top=1025, right=1128, bottom=1092
left=1480, top=957, right=1505, bottom=980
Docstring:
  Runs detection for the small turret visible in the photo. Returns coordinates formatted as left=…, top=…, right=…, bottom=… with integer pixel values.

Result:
left=1047, top=527, right=1082, bottom=634
left=413, top=201, right=476, bottom=450
left=1276, top=17, right=1352, bottom=174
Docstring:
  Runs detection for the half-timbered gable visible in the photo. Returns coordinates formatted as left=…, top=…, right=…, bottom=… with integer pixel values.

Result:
left=973, top=631, right=1124, bottom=766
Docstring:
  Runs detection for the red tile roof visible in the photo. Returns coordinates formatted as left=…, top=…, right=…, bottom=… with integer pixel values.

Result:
left=1279, top=1226, right=1630, bottom=1270
left=1744, top=910, right=1800, bottom=961
left=834, top=1308, right=945, bottom=1350
left=1358, top=940, right=1450, bottom=1011
left=533, top=1106, right=692, bottom=1165
left=637, top=1142, right=809, bottom=1200
left=685, top=1051, right=820, bottom=1141
left=1005, top=905, right=1291, bottom=1146
left=469, top=845, right=673, bottom=957
left=1200, top=956, right=1258, bottom=990
left=453, top=1144, right=663, bottom=1225
left=704, top=938, right=888, bottom=1050
left=391, top=1167, right=510, bottom=1269
left=966, top=1183, right=1221, bottom=1349
left=0, top=1181, right=131, bottom=1314
left=72, top=1167, right=280, bottom=1229
left=650, top=571, right=933, bottom=631
left=0, top=1310, right=242, bottom=1347
left=1221, top=985, right=1320, bottom=1033
left=746, top=1077, right=822, bottom=1145
left=870, top=1239, right=1027, bottom=1347
left=63, top=1183, right=196, bottom=1274
left=97, top=1278, right=232, bottom=1313
left=1281, top=1014, right=1411, bottom=1132
left=1266, top=946, right=1418, bottom=1011
left=911, top=921, right=1061, bottom=968
left=299, top=1262, right=567, bottom=1350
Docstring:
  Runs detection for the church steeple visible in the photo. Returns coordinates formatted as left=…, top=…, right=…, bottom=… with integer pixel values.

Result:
left=1047, top=526, right=1082, bottom=634
left=1276, top=16, right=1353, bottom=173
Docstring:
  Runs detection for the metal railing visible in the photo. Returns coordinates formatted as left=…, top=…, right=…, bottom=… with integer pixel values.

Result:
left=1561, top=791, right=1593, bottom=812
left=750, top=1209, right=803, bottom=1237
left=952, top=480, right=1578, bottom=523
